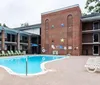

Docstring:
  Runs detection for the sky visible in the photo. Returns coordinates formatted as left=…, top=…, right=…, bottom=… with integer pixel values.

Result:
left=0, top=0, right=87, bottom=28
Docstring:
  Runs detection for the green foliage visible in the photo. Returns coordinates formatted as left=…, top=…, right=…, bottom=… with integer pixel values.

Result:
left=3, top=24, right=7, bottom=27
left=0, top=23, right=1, bottom=26
left=21, top=23, right=29, bottom=27
left=85, top=0, right=100, bottom=13
left=82, top=13, right=87, bottom=16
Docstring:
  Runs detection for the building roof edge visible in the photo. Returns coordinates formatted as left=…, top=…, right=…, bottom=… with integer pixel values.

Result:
left=41, top=4, right=79, bottom=15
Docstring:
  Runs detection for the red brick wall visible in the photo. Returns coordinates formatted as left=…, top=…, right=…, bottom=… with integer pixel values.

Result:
left=41, top=6, right=82, bottom=55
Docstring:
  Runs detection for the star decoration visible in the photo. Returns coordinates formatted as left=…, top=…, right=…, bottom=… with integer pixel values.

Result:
left=61, top=38, right=64, bottom=42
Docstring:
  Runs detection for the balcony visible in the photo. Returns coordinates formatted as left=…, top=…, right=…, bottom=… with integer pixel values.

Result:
left=82, top=33, right=100, bottom=45
left=5, top=41, right=17, bottom=45
left=82, top=21, right=100, bottom=33
left=20, top=40, right=28, bottom=43
left=82, top=42, right=100, bottom=45
left=20, top=42, right=28, bottom=46
left=82, top=29, right=100, bottom=34
left=20, top=35, right=28, bottom=44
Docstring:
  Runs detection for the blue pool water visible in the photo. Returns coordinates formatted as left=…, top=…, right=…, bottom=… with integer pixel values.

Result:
left=0, top=56, right=63, bottom=75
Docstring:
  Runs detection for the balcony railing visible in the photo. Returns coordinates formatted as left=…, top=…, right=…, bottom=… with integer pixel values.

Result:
left=82, top=42, right=100, bottom=45
left=20, top=43, right=28, bottom=45
left=20, top=40, right=28, bottom=43
left=82, top=29, right=100, bottom=33
left=5, top=41, right=17, bottom=45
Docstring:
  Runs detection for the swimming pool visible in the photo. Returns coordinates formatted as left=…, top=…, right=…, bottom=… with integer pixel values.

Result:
left=0, top=55, right=64, bottom=75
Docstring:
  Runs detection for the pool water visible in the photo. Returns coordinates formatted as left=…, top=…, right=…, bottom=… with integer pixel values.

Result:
left=0, top=56, right=63, bottom=75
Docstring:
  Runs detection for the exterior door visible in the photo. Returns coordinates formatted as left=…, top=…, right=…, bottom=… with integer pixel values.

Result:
left=93, top=22, right=99, bottom=30
left=93, top=33, right=99, bottom=43
left=93, top=45, right=99, bottom=55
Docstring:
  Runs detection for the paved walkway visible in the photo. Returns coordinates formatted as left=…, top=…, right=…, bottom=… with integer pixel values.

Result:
left=0, top=56, right=100, bottom=85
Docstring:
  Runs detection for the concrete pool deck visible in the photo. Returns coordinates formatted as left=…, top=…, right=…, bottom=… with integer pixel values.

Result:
left=0, top=56, right=100, bottom=85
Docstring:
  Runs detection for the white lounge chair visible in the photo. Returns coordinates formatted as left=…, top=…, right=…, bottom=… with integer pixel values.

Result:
left=85, top=57, right=100, bottom=73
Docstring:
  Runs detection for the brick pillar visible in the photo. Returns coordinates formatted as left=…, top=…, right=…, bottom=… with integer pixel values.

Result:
left=28, top=35, right=31, bottom=54
left=1, top=30, right=5, bottom=51
left=17, top=33, right=20, bottom=50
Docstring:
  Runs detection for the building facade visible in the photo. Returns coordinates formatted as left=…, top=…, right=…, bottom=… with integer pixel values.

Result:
left=0, top=27, right=30, bottom=53
left=41, top=4, right=82, bottom=55
left=0, top=4, right=100, bottom=56
left=0, top=24, right=41, bottom=54
left=41, top=4, right=100, bottom=56
left=82, top=13, right=100, bottom=55
left=14, top=24, right=41, bottom=54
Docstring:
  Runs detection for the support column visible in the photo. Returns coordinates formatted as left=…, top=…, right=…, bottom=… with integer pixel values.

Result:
left=1, top=30, right=5, bottom=51
left=37, top=36, right=39, bottom=54
left=28, top=35, right=31, bottom=54
left=17, top=33, right=20, bottom=50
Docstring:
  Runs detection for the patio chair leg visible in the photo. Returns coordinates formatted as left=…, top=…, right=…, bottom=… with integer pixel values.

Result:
left=86, top=67, right=97, bottom=73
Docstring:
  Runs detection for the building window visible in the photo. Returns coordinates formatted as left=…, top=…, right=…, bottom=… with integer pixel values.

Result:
left=45, top=19, right=49, bottom=53
left=67, top=14, right=73, bottom=27
left=67, top=14, right=73, bottom=38
left=45, top=19, right=49, bottom=30
left=45, top=19, right=49, bottom=39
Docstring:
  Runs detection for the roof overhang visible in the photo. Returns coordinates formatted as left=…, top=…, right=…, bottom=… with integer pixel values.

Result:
left=13, top=24, right=41, bottom=31
left=81, top=16, right=100, bottom=22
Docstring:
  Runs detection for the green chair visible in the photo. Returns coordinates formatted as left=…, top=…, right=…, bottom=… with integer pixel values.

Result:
left=18, top=50, right=21, bottom=55
left=7, top=51, right=12, bottom=56
left=18, top=50, right=23, bottom=55
left=0, top=53, right=2, bottom=56
left=1, top=51, right=8, bottom=56
left=22, top=51, right=25, bottom=55
left=15, top=50, right=19, bottom=55
left=10, top=50, right=15, bottom=55
left=13, top=51, right=17, bottom=55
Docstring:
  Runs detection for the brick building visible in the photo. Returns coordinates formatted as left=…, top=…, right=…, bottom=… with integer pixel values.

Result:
left=0, top=4, right=100, bottom=56
left=41, top=4, right=82, bottom=55
left=41, top=4, right=100, bottom=56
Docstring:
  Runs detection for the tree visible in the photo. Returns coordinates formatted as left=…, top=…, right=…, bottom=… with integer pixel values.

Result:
left=85, top=0, right=100, bottom=13
left=82, top=13, right=87, bottom=16
left=21, top=23, right=29, bottom=27
left=24, top=23, right=29, bottom=26
left=3, top=24, right=8, bottom=27
left=0, top=23, right=1, bottom=26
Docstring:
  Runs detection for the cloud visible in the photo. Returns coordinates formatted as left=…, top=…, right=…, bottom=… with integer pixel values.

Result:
left=0, top=0, right=87, bottom=28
